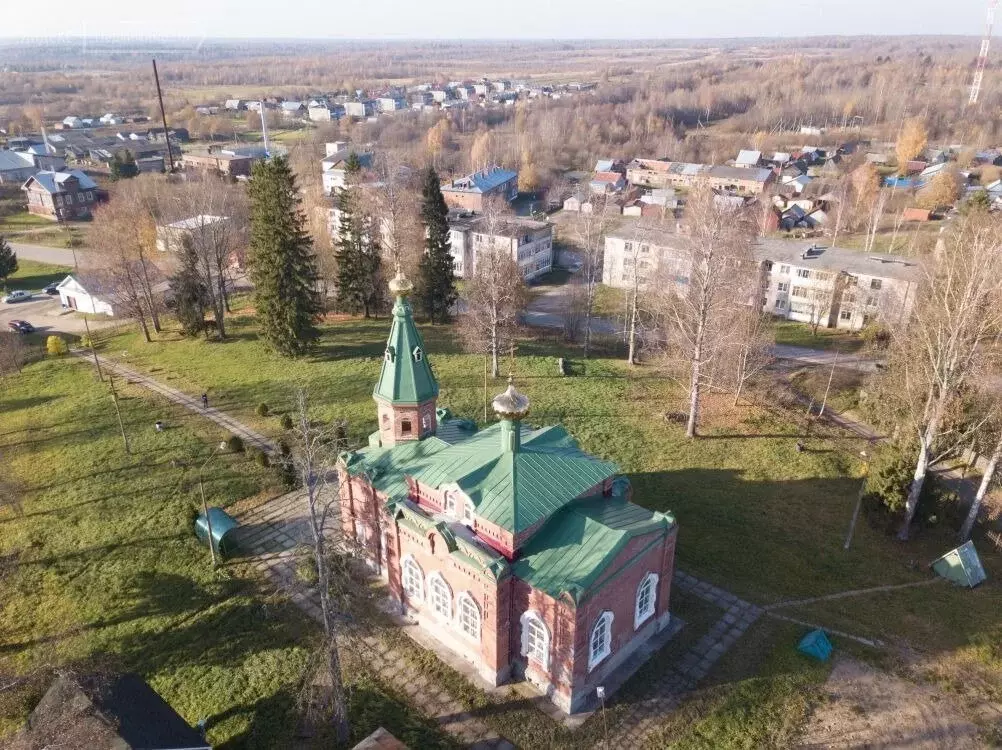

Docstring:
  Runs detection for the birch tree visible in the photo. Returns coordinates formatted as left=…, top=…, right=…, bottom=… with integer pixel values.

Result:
left=887, top=213, right=1002, bottom=540
left=460, top=201, right=529, bottom=378
left=961, top=425, right=1002, bottom=541
left=290, top=390, right=350, bottom=744
left=573, top=194, right=613, bottom=359
left=648, top=180, right=758, bottom=438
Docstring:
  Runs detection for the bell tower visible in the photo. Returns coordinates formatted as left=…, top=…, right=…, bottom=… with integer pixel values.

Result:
left=373, top=269, right=439, bottom=447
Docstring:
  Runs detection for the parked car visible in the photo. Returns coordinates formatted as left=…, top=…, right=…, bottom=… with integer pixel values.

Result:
left=43, top=282, right=60, bottom=295
left=7, top=320, right=34, bottom=334
left=3, top=290, right=31, bottom=303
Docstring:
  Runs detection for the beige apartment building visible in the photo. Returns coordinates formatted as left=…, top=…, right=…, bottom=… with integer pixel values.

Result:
left=602, top=226, right=919, bottom=331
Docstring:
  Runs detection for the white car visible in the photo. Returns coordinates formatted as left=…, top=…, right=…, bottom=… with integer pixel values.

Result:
left=2, top=290, right=31, bottom=303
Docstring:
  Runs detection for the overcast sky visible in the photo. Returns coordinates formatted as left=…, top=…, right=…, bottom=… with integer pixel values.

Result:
left=1, top=0, right=991, bottom=40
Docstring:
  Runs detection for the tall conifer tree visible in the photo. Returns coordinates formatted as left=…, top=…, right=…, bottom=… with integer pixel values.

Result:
left=0, top=236, right=17, bottom=291
left=247, top=156, right=321, bottom=356
left=417, top=166, right=456, bottom=324
left=334, top=154, right=382, bottom=317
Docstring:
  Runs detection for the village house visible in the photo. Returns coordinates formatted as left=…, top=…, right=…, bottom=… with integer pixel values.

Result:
left=339, top=271, right=678, bottom=714
left=55, top=275, right=116, bottom=316
left=448, top=212, right=553, bottom=280
left=626, top=159, right=706, bottom=190
left=705, top=165, right=774, bottom=195
left=734, top=149, right=763, bottom=168
left=21, top=169, right=98, bottom=220
left=440, top=166, right=518, bottom=211
left=321, top=141, right=374, bottom=195
left=0, top=150, right=42, bottom=184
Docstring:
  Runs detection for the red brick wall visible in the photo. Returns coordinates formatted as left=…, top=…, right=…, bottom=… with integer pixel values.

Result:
left=376, top=398, right=437, bottom=446
left=442, top=190, right=484, bottom=212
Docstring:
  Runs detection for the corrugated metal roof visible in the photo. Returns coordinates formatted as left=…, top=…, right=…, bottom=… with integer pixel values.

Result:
left=445, top=167, right=517, bottom=194
left=512, top=492, right=673, bottom=602
left=736, top=149, right=762, bottom=166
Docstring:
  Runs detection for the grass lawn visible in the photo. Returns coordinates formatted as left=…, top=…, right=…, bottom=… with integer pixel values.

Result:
left=592, top=282, right=629, bottom=320
left=90, top=307, right=1002, bottom=741
left=771, top=319, right=866, bottom=353
left=0, top=212, right=53, bottom=231
left=7, top=259, right=73, bottom=291
left=0, top=359, right=457, bottom=749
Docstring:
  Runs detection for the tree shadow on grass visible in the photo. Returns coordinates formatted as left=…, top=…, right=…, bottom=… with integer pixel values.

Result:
left=0, top=395, right=57, bottom=414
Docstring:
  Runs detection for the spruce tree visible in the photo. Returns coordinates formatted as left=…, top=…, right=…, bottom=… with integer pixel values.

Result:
left=333, top=157, right=383, bottom=318
left=0, top=236, right=16, bottom=292
left=247, top=156, right=321, bottom=357
left=169, top=240, right=208, bottom=336
left=418, top=166, right=456, bottom=324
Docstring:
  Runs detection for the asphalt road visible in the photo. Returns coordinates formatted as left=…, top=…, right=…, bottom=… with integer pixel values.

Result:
left=8, top=241, right=79, bottom=267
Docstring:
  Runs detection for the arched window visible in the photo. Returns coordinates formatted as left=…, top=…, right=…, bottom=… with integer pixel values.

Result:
left=589, top=611, right=614, bottom=671
left=401, top=419, right=412, bottom=434
left=401, top=556, right=423, bottom=602
left=428, top=573, right=452, bottom=618
left=520, top=611, right=549, bottom=667
left=445, top=494, right=457, bottom=516
left=635, top=573, right=659, bottom=629
left=462, top=499, right=474, bottom=524
left=457, top=592, right=481, bottom=639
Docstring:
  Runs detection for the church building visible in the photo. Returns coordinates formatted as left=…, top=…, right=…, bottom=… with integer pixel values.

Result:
left=339, top=270, right=678, bottom=714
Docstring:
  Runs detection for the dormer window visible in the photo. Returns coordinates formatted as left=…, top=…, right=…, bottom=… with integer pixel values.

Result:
left=412, top=346, right=423, bottom=362
left=384, top=346, right=395, bottom=362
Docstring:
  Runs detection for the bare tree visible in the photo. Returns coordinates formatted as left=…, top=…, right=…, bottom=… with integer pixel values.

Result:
left=87, top=183, right=167, bottom=341
left=460, top=201, right=529, bottom=378
left=0, top=331, right=28, bottom=382
left=572, top=194, right=614, bottom=359
left=289, top=389, right=350, bottom=744
left=648, top=180, right=758, bottom=438
left=367, top=155, right=423, bottom=279
left=961, top=424, right=1002, bottom=541
left=168, top=177, right=248, bottom=337
left=729, top=308, right=774, bottom=406
left=886, top=214, right=1002, bottom=539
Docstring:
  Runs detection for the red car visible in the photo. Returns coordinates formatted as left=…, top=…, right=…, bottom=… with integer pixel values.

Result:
left=7, top=320, right=34, bottom=334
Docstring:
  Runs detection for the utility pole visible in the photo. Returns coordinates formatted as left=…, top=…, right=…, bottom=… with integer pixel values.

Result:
left=71, top=246, right=103, bottom=382
left=198, top=444, right=223, bottom=567
left=844, top=450, right=871, bottom=550
left=819, top=349, right=841, bottom=417
left=107, top=374, right=130, bottom=455
left=152, top=59, right=175, bottom=173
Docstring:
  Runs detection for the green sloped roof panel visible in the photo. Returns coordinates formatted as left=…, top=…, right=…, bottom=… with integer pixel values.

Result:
left=511, top=495, right=673, bottom=602
left=374, top=297, right=439, bottom=405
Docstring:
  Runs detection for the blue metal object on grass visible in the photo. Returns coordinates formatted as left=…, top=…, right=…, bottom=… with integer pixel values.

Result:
left=798, top=629, right=833, bottom=661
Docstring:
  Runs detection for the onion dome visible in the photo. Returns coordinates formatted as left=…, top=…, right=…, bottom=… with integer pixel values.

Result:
left=388, top=268, right=414, bottom=297
left=492, top=377, right=530, bottom=421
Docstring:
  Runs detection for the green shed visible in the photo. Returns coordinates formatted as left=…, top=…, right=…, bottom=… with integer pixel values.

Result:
left=931, top=541, right=987, bottom=588
left=194, top=507, right=239, bottom=558
left=798, top=629, right=833, bottom=662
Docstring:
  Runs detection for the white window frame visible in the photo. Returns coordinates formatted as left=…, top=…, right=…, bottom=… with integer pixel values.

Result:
left=401, top=555, right=424, bottom=602
left=588, top=611, right=614, bottom=671
left=427, top=572, right=452, bottom=619
left=462, top=499, right=474, bottom=525
left=779, top=265, right=790, bottom=274
left=634, top=573, right=658, bottom=629
left=457, top=592, right=481, bottom=640
left=520, top=611, right=550, bottom=667
left=445, top=493, right=457, bottom=516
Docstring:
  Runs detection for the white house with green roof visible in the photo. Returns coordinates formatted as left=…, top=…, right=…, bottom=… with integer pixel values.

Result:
left=339, top=270, right=679, bottom=714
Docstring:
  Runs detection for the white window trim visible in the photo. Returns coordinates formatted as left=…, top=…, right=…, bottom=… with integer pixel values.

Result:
left=445, top=494, right=457, bottom=516
left=588, top=611, right=614, bottom=671
left=462, top=499, right=474, bottom=525
left=427, top=571, right=452, bottom=619
left=520, top=610, right=550, bottom=668
left=634, top=573, right=659, bottom=630
left=401, top=554, right=424, bottom=603
left=456, top=591, right=481, bottom=640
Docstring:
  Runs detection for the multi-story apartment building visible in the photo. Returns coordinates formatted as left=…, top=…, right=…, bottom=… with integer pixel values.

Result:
left=441, top=167, right=518, bottom=211
left=601, top=226, right=920, bottom=331
left=757, top=240, right=919, bottom=331
left=449, top=212, right=553, bottom=280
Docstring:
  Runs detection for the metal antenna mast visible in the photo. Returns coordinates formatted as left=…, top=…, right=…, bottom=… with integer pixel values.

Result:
left=969, top=0, right=999, bottom=106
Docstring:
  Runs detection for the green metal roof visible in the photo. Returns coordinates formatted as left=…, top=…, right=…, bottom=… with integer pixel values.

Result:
left=410, top=422, right=618, bottom=534
left=511, top=493, right=674, bottom=603
left=373, top=295, right=439, bottom=405
left=344, top=420, right=619, bottom=536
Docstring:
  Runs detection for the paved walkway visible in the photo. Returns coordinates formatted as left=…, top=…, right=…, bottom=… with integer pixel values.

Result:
left=71, top=351, right=277, bottom=455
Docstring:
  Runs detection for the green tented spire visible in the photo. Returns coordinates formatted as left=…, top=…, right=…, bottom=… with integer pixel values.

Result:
left=373, top=270, right=440, bottom=405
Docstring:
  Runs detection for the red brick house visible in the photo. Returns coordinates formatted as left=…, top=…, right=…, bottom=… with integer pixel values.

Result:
left=21, top=169, right=98, bottom=220
left=339, top=271, right=678, bottom=714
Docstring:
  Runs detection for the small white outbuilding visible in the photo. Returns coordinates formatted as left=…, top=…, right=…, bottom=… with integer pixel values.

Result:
left=56, top=275, right=115, bottom=316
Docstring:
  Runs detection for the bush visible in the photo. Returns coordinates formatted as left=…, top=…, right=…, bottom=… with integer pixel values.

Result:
left=280, top=413, right=294, bottom=430
left=860, top=323, right=891, bottom=350
left=79, top=334, right=94, bottom=349
left=225, top=435, right=244, bottom=453
left=274, top=440, right=299, bottom=490
left=249, top=448, right=270, bottom=468
left=864, top=443, right=960, bottom=530
left=45, top=335, right=68, bottom=356
left=256, top=402, right=270, bottom=417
